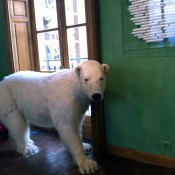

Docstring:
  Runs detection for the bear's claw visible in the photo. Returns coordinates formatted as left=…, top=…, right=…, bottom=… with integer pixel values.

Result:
left=79, top=159, right=98, bottom=174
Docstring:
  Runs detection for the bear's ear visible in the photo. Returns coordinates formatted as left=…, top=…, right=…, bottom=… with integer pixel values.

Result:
left=102, top=64, right=109, bottom=73
left=75, top=66, right=81, bottom=76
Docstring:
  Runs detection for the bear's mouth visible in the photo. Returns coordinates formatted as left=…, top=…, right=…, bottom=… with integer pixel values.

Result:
left=91, top=93, right=102, bottom=102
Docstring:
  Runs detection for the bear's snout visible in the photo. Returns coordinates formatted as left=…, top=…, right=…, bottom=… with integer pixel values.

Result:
left=91, top=93, right=102, bottom=102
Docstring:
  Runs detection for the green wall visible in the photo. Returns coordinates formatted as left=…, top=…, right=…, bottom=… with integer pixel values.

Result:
left=0, top=1, right=9, bottom=80
left=99, top=0, right=175, bottom=157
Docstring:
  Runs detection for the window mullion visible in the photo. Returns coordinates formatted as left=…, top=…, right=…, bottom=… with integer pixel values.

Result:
left=66, top=23, right=86, bottom=29
left=36, top=28, right=59, bottom=34
left=30, top=0, right=40, bottom=71
left=58, top=0, right=70, bottom=69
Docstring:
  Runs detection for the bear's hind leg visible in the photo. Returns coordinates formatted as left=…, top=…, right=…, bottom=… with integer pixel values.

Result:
left=1, top=110, right=39, bottom=157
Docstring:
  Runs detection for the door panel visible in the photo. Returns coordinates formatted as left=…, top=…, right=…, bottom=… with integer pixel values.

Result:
left=14, top=22, right=31, bottom=70
left=13, top=1, right=27, bottom=16
left=8, top=0, right=33, bottom=71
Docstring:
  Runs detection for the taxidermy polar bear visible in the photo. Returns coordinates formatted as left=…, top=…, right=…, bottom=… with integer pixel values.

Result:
left=0, top=60, right=109, bottom=174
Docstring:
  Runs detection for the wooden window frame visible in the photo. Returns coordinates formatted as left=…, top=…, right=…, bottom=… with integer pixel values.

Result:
left=2, top=0, right=105, bottom=155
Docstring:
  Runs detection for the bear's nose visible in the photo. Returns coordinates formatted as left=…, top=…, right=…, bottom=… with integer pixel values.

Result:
left=91, top=93, right=102, bottom=102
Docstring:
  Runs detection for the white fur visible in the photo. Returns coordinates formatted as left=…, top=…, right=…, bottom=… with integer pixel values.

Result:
left=0, top=60, right=109, bottom=174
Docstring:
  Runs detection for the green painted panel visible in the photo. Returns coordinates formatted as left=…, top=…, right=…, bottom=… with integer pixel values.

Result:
left=0, top=1, right=9, bottom=80
left=99, top=0, right=175, bottom=157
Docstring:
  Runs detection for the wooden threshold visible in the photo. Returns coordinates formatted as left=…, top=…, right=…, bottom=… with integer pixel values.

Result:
left=106, top=144, right=175, bottom=169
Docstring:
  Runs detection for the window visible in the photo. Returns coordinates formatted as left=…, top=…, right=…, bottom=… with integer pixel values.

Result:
left=31, top=0, right=89, bottom=71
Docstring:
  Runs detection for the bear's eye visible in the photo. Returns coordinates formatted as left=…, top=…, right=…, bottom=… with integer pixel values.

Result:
left=85, top=78, right=89, bottom=82
left=100, top=77, right=104, bottom=81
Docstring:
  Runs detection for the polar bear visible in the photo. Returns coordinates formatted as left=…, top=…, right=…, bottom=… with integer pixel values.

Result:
left=0, top=60, right=109, bottom=174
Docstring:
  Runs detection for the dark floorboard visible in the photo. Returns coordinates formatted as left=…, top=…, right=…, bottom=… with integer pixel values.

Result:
left=0, top=128, right=175, bottom=175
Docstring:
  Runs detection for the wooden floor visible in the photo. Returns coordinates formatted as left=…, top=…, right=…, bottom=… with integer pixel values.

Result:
left=0, top=128, right=175, bottom=175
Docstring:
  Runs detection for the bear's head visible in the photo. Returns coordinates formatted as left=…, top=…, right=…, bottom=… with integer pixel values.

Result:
left=75, top=60, right=109, bottom=102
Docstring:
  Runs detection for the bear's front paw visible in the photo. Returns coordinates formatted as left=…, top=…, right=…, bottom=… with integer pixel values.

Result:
left=79, top=159, right=98, bottom=174
left=18, top=143, right=39, bottom=157
left=25, top=144, right=39, bottom=157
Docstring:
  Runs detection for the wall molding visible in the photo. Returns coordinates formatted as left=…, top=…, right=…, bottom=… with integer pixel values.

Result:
left=106, top=144, right=175, bottom=169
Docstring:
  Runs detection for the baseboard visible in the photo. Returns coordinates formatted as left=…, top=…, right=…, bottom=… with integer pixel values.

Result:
left=106, top=144, right=175, bottom=169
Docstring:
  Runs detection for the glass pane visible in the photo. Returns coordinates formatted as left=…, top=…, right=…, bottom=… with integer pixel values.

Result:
left=85, top=106, right=91, bottom=116
left=67, top=26, right=88, bottom=68
left=37, top=31, right=61, bottom=71
left=64, top=0, right=86, bottom=26
left=34, top=0, right=58, bottom=31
